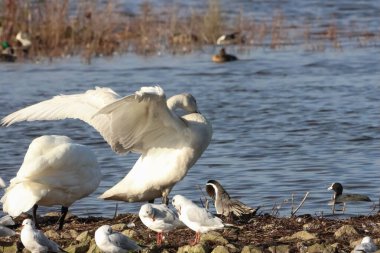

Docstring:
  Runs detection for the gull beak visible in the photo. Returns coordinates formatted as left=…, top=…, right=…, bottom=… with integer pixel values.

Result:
left=177, top=206, right=181, bottom=215
left=150, top=214, right=156, bottom=221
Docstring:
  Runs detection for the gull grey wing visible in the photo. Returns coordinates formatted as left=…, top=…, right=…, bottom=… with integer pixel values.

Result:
left=34, top=230, right=60, bottom=251
left=109, top=233, right=141, bottom=251
left=1, top=87, right=120, bottom=149
left=154, top=205, right=178, bottom=222
left=94, top=87, right=187, bottom=154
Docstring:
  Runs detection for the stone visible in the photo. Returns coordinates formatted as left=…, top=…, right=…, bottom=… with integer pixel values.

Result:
left=280, top=231, right=317, bottom=241
left=241, top=245, right=263, bottom=253
left=225, top=243, right=238, bottom=253
left=211, top=246, right=229, bottom=253
left=64, top=241, right=90, bottom=253
left=122, top=229, right=139, bottom=240
left=177, top=244, right=208, bottom=253
left=334, top=225, right=359, bottom=239
left=111, top=223, right=128, bottom=231
left=200, top=231, right=228, bottom=245
left=268, top=245, right=290, bottom=253
left=61, top=229, right=79, bottom=239
left=87, top=243, right=102, bottom=253
left=76, top=230, right=91, bottom=243
left=307, top=243, right=336, bottom=253
left=44, top=229, right=60, bottom=240
left=0, top=243, right=18, bottom=253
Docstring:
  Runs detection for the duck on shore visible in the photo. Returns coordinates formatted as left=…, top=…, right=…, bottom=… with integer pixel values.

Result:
left=212, top=48, right=238, bottom=63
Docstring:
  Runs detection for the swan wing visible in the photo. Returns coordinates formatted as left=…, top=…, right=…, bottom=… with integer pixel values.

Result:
left=1, top=87, right=120, bottom=149
left=93, top=86, right=186, bottom=154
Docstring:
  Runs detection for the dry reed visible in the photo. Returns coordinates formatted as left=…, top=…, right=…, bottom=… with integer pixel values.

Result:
left=0, top=0, right=378, bottom=61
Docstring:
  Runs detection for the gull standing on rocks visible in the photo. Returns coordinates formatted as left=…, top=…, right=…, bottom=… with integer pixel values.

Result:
left=139, top=203, right=183, bottom=245
left=172, top=195, right=223, bottom=245
left=206, top=180, right=259, bottom=218
left=353, top=236, right=378, bottom=253
left=1, top=86, right=212, bottom=205
left=95, top=225, right=141, bottom=252
left=0, top=135, right=101, bottom=230
left=21, top=219, right=65, bottom=253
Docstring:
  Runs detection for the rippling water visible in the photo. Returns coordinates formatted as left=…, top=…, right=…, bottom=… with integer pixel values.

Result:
left=0, top=46, right=379, bottom=218
left=1, top=0, right=380, bottom=218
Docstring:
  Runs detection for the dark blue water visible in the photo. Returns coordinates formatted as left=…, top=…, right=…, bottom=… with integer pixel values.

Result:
left=0, top=46, right=379, bottom=218
left=0, top=0, right=379, bottom=218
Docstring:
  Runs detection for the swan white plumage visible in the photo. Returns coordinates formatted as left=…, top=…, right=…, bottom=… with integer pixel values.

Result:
left=0, top=135, right=101, bottom=229
left=1, top=86, right=212, bottom=204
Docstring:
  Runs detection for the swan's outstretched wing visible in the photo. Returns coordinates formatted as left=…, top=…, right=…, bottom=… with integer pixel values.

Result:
left=1, top=87, right=119, bottom=149
left=93, top=86, right=187, bottom=154
left=2, top=86, right=186, bottom=154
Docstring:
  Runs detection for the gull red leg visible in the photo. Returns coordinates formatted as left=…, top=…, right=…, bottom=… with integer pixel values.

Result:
left=156, top=232, right=163, bottom=246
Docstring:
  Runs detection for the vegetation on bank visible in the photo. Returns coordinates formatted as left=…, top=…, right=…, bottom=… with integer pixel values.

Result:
left=1, top=0, right=378, bottom=62
left=1, top=212, right=380, bottom=252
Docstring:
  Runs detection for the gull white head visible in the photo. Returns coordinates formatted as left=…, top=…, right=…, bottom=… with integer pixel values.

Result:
left=96, top=225, right=112, bottom=236
left=361, top=236, right=373, bottom=244
left=22, top=219, right=34, bottom=227
left=172, top=195, right=192, bottom=215
left=139, top=204, right=155, bottom=220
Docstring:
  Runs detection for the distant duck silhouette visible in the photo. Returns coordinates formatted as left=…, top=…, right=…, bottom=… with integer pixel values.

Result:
left=328, top=182, right=371, bottom=214
left=212, top=48, right=238, bottom=63
left=0, top=41, right=16, bottom=62
left=206, top=180, right=259, bottom=219
left=216, top=32, right=244, bottom=45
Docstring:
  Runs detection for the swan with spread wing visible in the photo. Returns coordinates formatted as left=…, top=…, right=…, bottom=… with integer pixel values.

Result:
left=1, top=86, right=212, bottom=204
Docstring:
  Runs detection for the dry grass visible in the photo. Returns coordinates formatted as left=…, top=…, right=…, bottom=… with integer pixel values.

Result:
left=0, top=0, right=379, bottom=61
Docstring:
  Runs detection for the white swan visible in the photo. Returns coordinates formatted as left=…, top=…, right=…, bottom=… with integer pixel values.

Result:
left=0, top=135, right=101, bottom=229
left=1, top=86, right=212, bottom=204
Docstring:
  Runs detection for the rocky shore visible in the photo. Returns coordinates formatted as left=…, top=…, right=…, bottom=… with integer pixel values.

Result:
left=1, top=211, right=380, bottom=253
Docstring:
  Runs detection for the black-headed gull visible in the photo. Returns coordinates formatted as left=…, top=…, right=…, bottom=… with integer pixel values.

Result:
left=0, top=135, right=101, bottom=229
left=206, top=180, right=259, bottom=218
left=172, top=195, right=223, bottom=245
left=328, top=182, right=371, bottom=214
left=95, top=225, right=141, bottom=252
left=139, top=203, right=183, bottom=245
left=353, top=236, right=377, bottom=253
left=1, top=86, right=212, bottom=205
left=21, top=219, right=65, bottom=252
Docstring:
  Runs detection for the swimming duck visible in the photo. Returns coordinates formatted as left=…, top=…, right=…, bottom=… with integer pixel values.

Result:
left=206, top=180, right=259, bottom=219
left=212, top=48, right=238, bottom=63
left=328, top=182, right=371, bottom=214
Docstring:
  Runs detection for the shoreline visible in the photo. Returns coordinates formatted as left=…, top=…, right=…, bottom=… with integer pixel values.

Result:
left=1, top=1, right=379, bottom=63
left=1, top=211, right=380, bottom=252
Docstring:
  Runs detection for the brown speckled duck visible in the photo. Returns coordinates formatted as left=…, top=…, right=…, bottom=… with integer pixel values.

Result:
left=212, top=48, right=238, bottom=63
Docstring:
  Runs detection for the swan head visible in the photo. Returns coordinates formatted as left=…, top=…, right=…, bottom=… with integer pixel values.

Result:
left=139, top=204, right=155, bottom=221
left=167, top=93, right=199, bottom=114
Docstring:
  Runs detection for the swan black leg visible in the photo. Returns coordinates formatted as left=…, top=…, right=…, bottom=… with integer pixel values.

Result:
left=57, top=206, right=68, bottom=230
left=32, top=204, right=40, bottom=229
